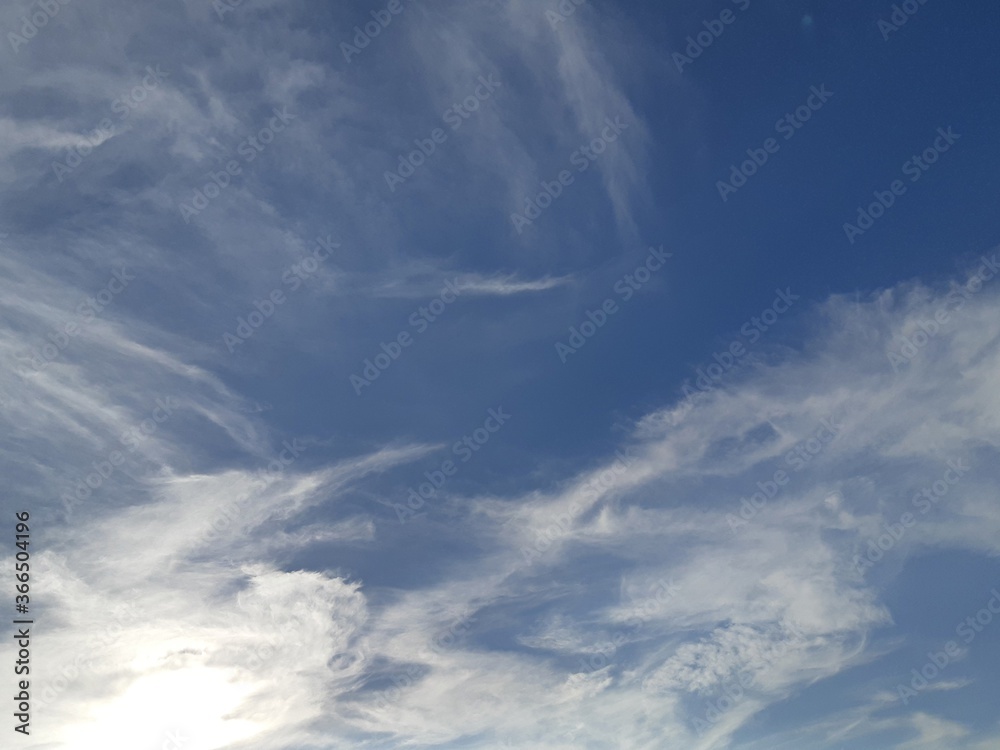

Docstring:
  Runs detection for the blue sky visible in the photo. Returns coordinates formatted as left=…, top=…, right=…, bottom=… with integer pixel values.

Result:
left=2, top=0, right=1000, bottom=748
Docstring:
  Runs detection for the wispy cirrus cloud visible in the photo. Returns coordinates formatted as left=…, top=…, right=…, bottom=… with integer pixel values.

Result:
left=2, top=0, right=999, bottom=747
